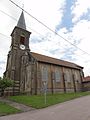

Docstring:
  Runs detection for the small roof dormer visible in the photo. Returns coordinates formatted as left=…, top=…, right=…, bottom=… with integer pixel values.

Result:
left=17, top=11, right=26, bottom=30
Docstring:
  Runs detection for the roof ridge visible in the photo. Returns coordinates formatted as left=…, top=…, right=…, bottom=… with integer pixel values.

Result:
left=31, top=52, right=83, bottom=69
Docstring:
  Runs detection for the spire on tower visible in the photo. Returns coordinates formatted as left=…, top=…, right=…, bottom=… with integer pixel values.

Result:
left=17, top=11, right=26, bottom=30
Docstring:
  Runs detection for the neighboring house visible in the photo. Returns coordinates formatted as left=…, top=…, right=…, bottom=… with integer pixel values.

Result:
left=83, top=76, right=90, bottom=81
left=4, top=11, right=84, bottom=95
left=82, top=76, right=90, bottom=91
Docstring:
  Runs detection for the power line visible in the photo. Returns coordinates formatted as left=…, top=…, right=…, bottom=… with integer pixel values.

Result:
left=0, top=30, right=87, bottom=61
left=0, top=32, right=10, bottom=38
left=0, top=5, right=90, bottom=63
left=8, top=0, right=90, bottom=56
left=0, top=9, right=17, bottom=21
left=0, top=9, right=45, bottom=39
left=0, top=32, right=85, bottom=62
left=0, top=9, right=52, bottom=42
left=0, top=10, right=89, bottom=62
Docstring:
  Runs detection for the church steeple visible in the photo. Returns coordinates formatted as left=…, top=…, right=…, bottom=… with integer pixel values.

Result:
left=17, top=11, right=26, bottom=30
left=4, top=10, right=31, bottom=95
left=11, top=10, right=31, bottom=49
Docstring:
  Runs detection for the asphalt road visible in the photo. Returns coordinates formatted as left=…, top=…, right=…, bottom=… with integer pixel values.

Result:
left=0, top=95, right=90, bottom=120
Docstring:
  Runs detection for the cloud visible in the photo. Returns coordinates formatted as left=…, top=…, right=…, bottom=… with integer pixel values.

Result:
left=72, top=20, right=90, bottom=53
left=0, top=61, right=5, bottom=64
left=0, top=60, right=6, bottom=77
left=71, top=0, right=90, bottom=23
left=56, top=0, right=76, bottom=32
left=24, top=0, right=66, bottom=31
left=0, top=0, right=67, bottom=77
left=0, top=0, right=90, bottom=77
left=60, top=20, right=90, bottom=76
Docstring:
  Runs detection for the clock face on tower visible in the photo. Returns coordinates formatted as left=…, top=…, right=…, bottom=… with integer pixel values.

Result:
left=20, top=44, right=25, bottom=50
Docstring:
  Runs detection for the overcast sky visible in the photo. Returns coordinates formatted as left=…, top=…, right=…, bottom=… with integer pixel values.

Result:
left=0, top=0, right=90, bottom=77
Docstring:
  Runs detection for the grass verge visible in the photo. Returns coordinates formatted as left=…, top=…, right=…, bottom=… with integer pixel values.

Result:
left=9, top=92, right=90, bottom=109
left=0, top=101, right=21, bottom=116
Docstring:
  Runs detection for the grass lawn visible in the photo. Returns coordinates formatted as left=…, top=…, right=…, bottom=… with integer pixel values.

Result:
left=0, top=101, right=21, bottom=116
left=9, top=92, right=90, bottom=109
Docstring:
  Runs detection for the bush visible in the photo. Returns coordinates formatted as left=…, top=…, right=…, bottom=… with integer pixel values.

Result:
left=0, top=77, right=14, bottom=96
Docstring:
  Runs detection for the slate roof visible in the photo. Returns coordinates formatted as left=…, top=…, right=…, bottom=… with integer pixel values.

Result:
left=17, top=11, right=26, bottom=30
left=31, top=52, right=83, bottom=70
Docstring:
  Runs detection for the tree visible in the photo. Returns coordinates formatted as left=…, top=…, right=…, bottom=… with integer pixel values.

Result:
left=0, top=77, right=14, bottom=96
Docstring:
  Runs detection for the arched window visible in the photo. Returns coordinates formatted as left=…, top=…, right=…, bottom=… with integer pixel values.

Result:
left=74, top=70, right=81, bottom=83
left=55, top=69, right=60, bottom=82
left=20, top=35, right=25, bottom=45
left=41, top=66, right=48, bottom=82
left=65, top=70, right=71, bottom=82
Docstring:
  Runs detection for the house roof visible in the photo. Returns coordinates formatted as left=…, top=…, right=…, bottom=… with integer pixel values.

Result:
left=31, top=52, right=83, bottom=70
left=83, top=76, right=90, bottom=81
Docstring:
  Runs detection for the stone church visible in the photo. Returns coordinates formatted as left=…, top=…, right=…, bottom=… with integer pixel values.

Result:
left=4, top=11, right=84, bottom=95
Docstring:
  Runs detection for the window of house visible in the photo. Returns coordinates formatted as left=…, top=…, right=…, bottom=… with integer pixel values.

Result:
left=41, top=66, right=48, bottom=82
left=20, top=36, right=25, bottom=45
left=55, top=69, right=60, bottom=82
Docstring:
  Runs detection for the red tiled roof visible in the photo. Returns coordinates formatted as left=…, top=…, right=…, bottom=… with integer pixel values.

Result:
left=31, top=52, right=83, bottom=69
left=84, top=76, right=90, bottom=81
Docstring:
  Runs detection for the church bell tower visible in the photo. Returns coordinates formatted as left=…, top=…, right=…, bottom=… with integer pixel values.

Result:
left=4, top=11, right=31, bottom=95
